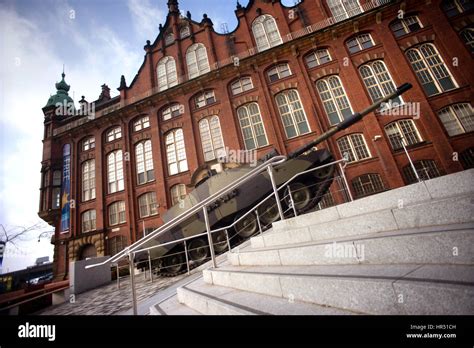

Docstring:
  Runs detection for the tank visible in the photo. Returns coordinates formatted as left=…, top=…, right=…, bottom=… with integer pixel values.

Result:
left=136, top=83, right=413, bottom=276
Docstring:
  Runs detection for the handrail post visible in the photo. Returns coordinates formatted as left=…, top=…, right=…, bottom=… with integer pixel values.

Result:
left=224, top=229, right=231, bottom=252
left=148, top=251, right=153, bottom=283
left=184, top=241, right=190, bottom=275
left=287, top=186, right=298, bottom=217
left=338, top=162, right=353, bottom=202
left=255, top=209, right=263, bottom=234
left=116, top=264, right=120, bottom=289
left=203, top=206, right=217, bottom=268
left=267, top=166, right=285, bottom=221
left=128, top=251, right=138, bottom=315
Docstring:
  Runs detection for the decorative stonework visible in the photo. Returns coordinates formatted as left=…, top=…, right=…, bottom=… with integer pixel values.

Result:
left=79, top=152, right=95, bottom=163
left=233, top=95, right=259, bottom=108
left=357, top=52, right=385, bottom=66
left=132, top=132, right=152, bottom=144
left=161, top=121, right=184, bottom=133
left=400, top=34, right=436, bottom=50
left=271, top=81, right=298, bottom=94
left=313, top=67, right=340, bottom=80
left=67, top=233, right=105, bottom=262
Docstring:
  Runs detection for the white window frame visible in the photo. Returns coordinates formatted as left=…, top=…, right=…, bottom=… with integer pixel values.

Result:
left=437, top=103, right=474, bottom=136
left=171, top=184, right=186, bottom=206
left=82, top=137, right=95, bottom=151
left=275, top=89, right=311, bottom=139
left=267, top=63, right=292, bottom=82
left=359, top=60, right=401, bottom=104
left=390, top=15, right=423, bottom=38
left=82, top=159, right=96, bottom=202
left=162, top=103, right=183, bottom=121
left=352, top=173, right=385, bottom=198
left=327, top=0, right=362, bottom=22
left=237, top=103, right=269, bottom=150
left=403, top=160, right=441, bottom=183
left=186, top=43, right=210, bottom=79
left=133, top=116, right=150, bottom=132
left=107, top=150, right=124, bottom=194
left=384, top=119, right=423, bottom=150
left=199, top=116, right=226, bottom=162
left=346, top=33, right=374, bottom=54
left=406, top=43, right=458, bottom=96
left=231, top=77, right=254, bottom=95
left=252, top=14, right=283, bottom=52
left=305, top=49, right=332, bottom=68
left=166, top=129, right=188, bottom=175
left=442, top=0, right=473, bottom=17
left=82, top=210, right=96, bottom=233
left=157, top=56, right=178, bottom=92
left=336, top=133, right=371, bottom=162
left=195, top=91, right=216, bottom=109
left=316, top=76, right=353, bottom=125
left=460, top=27, right=474, bottom=52
left=109, top=201, right=126, bottom=226
left=138, top=192, right=158, bottom=218
left=135, top=140, right=155, bottom=184
left=106, top=126, right=122, bottom=142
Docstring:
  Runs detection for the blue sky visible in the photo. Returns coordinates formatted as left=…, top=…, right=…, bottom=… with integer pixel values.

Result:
left=0, top=0, right=259, bottom=273
left=0, top=0, right=296, bottom=272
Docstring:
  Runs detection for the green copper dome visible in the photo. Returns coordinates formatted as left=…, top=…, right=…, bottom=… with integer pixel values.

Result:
left=45, top=72, right=74, bottom=108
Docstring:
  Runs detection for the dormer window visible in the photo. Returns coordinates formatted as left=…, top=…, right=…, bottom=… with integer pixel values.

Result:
left=346, top=34, right=374, bottom=54
left=267, top=63, right=291, bottom=82
left=165, top=32, right=175, bottom=45
left=162, top=104, right=184, bottom=121
left=180, top=26, right=190, bottom=39
left=106, top=127, right=122, bottom=142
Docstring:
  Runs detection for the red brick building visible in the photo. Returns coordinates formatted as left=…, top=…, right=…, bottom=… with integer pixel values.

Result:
left=39, top=0, right=474, bottom=280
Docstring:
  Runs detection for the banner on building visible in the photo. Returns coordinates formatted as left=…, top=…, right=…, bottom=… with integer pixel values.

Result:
left=60, top=144, right=71, bottom=233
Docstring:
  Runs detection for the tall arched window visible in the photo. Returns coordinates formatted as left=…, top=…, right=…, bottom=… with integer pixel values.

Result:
left=82, top=159, right=95, bottom=201
left=437, top=103, right=474, bottom=136
left=327, top=0, right=362, bottom=22
left=336, top=134, right=371, bottom=162
left=186, top=43, right=210, bottom=79
left=107, top=150, right=124, bottom=193
left=199, top=116, right=225, bottom=162
left=109, top=201, right=126, bottom=226
left=166, top=129, right=188, bottom=175
left=82, top=210, right=96, bottom=233
left=275, top=89, right=310, bottom=139
left=359, top=60, right=400, bottom=104
left=135, top=140, right=155, bottom=184
left=237, top=103, right=268, bottom=150
left=171, top=184, right=186, bottom=206
left=252, top=14, right=282, bottom=52
left=316, top=76, right=352, bottom=125
left=138, top=192, right=158, bottom=218
left=384, top=119, right=423, bottom=150
left=406, top=43, right=457, bottom=96
left=157, top=56, right=178, bottom=91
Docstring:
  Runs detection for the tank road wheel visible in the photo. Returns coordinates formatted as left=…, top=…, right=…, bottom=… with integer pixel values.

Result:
left=284, top=182, right=313, bottom=213
left=188, top=238, right=210, bottom=263
left=213, top=231, right=228, bottom=253
left=257, top=197, right=280, bottom=226
left=234, top=212, right=258, bottom=238
left=162, top=252, right=185, bottom=275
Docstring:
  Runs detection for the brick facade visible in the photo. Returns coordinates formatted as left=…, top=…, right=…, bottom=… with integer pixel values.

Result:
left=39, top=0, right=474, bottom=279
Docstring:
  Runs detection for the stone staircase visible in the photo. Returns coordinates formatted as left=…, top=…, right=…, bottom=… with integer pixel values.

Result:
left=150, top=169, right=474, bottom=315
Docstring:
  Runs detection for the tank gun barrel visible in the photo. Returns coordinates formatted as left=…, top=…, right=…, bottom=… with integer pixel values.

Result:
left=288, top=83, right=412, bottom=159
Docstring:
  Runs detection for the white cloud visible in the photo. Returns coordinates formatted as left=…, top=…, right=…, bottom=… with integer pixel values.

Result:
left=127, top=0, right=165, bottom=43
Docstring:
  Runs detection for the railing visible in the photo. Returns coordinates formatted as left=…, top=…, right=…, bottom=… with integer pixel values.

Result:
left=88, top=155, right=351, bottom=315
left=53, top=0, right=394, bottom=136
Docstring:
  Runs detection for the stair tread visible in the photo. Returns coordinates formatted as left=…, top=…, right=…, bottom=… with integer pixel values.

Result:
left=181, top=277, right=357, bottom=315
left=152, top=295, right=201, bottom=315
left=209, top=263, right=474, bottom=286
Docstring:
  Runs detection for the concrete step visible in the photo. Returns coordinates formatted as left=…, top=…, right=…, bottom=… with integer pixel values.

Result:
left=229, top=224, right=474, bottom=266
left=203, top=264, right=474, bottom=315
left=150, top=294, right=201, bottom=315
left=251, top=194, right=474, bottom=249
left=177, top=276, right=357, bottom=315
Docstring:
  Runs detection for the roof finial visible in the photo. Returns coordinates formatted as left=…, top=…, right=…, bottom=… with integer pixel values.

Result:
left=62, top=64, right=65, bottom=78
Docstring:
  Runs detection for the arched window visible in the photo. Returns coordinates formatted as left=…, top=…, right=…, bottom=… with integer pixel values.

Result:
left=171, top=184, right=186, bottom=206
left=346, top=33, right=374, bottom=54
left=82, top=136, right=95, bottom=151
left=164, top=32, right=174, bottom=45
left=460, top=27, right=474, bottom=52
left=107, top=150, right=124, bottom=193
left=82, top=210, right=96, bottom=233
left=52, top=170, right=61, bottom=209
left=437, top=103, right=474, bottom=136
left=305, top=49, right=331, bottom=69
left=194, top=90, right=216, bottom=109
left=133, top=116, right=150, bottom=132
left=166, top=129, right=188, bottom=175
left=442, top=0, right=473, bottom=17
left=359, top=60, right=400, bottom=104
left=135, top=140, right=155, bottom=184
left=109, top=201, right=126, bottom=226
left=327, top=0, right=362, bottom=22
left=267, top=63, right=291, bottom=82
left=406, top=43, right=457, bottom=96
left=180, top=26, right=190, bottom=39
left=275, top=89, right=310, bottom=139
left=107, top=235, right=127, bottom=256
left=138, top=192, right=158, bottom=218
left=157, top=57, right=178, bottom=91
left=106, top=126, right=122, bottom=142
left=252, top=14, right=282, bottom=52
left=403, top=160, right=441, bottom=184
left=161, top=103, right=183, bottom=121
left=186, top=43, right=210, bottom=79
left=231, top=77, right=254, bottom=95
left=82, top=159, right=95, bottom=201
left=390, top=15, right=422, bottom=38
left=316, top=76, right=352, bottom=125
left=199, top=116, right=225, bottom=161
left=384, top=119, right=422, bottom=150
left=460, top=147, right=474, bottom=169
left=237, top=103, right=268, bottom=150
left=336, top=134, right=370, bottom=162
left=351, top=174, right=385, bottom=198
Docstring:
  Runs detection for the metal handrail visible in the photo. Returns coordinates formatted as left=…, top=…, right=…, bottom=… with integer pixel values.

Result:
left=86, top=155, right=287, bottom=269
